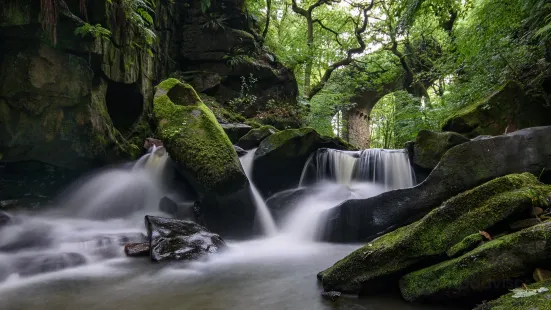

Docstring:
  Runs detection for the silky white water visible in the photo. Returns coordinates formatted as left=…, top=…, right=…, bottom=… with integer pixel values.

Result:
left=239, top=149, right=278, bottom=236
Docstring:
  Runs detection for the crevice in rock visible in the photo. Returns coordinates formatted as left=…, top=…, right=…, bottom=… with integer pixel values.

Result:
left=105, top=80, right=143, bottom=135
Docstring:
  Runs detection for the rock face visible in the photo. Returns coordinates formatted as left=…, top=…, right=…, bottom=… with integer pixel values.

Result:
left=124, top=243, right=150, bottom=257
left=318, top=173, right=551, bottom=294
left=442, top=81, right=551, bottom=138
left=252, top=128, right=356, bottom=197
left=221, top=123, right=253, bottom=143
left=153, top=79, right=256, bottom=237
left=145, top=216, right=226, bottom=262
left=320, top=126, right=551, bottom=243
left=400, top=221, right=551, bottom=302
left=412, top=130, right=469, bottom=170
left=14, top=253, right=86, bottom=277
left=236, top=126, right=278, bottom=150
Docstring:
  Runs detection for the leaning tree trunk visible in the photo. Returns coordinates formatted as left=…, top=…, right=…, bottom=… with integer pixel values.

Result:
left=347, top=106, right=371, bottom=149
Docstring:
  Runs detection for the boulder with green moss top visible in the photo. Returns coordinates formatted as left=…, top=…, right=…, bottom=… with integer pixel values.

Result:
left=252, top=128, right=357, bottom=197
left=442, top=81, right=551, bottom=138
left=153, top=79, right=256, bottom=237
left=320, top=126, right=551, bottom=243
left=446, top=233, right=485, bottom=258
left=400, top=221, right=551, bottom=303
left=220, top=123, right=253, bottom=143
left=236, top=126, right=278, bottom=150
left=318, top=173, right=551, bottom=294
left=413, top=130, right=469, bottom=170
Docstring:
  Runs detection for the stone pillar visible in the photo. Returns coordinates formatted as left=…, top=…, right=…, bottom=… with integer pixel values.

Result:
left=347, top=106, right=371, bottom=149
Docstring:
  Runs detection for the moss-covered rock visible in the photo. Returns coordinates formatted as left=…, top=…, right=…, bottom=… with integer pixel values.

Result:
left=442, top=81, right=551, bottom=138
left=220, top=123, right=253, bottom=143
left=400, top=221, right=551, bottom=302
left=153, top=79, right=256, bottom=237
left=446, top=233, right=485, bottom=258
left=320, top=126, right=551, bottom=243
left=236, top=126, right=278, bottom=150
left=474, top=280, right=551, bottom=310
left=318, top=173, right=551, bottom=294
left=252, top=128, right=357, bottom=197
left=413, top=130, right=469, bottom=170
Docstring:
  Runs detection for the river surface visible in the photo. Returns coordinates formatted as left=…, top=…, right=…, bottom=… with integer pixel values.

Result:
left=0, top=236, right=463, bottom=310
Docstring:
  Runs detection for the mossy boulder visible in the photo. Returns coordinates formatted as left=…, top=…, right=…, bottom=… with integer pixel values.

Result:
left=320, top=126, right=551, bottom=243
left=474, top=280, right=551, bottom=310
left=236, top=126, right=278, bottom=150
left=413, top=130, right=469, bottom=170
left=442, top=81, right=551, bottom=138
left=220, top=123, right=253, bottom=143
left=153, top=79, right=256, bottom=237
left=400, top=221, right=551, bottom=302
left=318, top=173, right=551, bottom=294
left=446, top=233, right=485, bottom=258
left=252, top=128, right=357, bottom=197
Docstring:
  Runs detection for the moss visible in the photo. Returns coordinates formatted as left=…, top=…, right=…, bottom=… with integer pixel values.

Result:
left=413, top=130, right=469, bottom=170
left=244, top=119, right=263, bottom=128
left=153, top=79, right=244, bottom=194
left=475, top=280, right=551, bottom=310
left=236, top=126, right=278, bottom=149
left=400, top=221, right=551, bottom=302
left=447, top=233, right=485, bottom=258
left=319, top=173, right=551, bottom=293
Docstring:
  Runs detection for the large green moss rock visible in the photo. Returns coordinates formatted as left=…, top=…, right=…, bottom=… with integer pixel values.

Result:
left=413, top=130, right=469, bottom=170
left=442, top=81, right=551, bottom=138
left=474, top=279, right=551, bottom=310
left=400, top=221, right=551, bottom=302
left=153, top=79, right=256, bottom=237
left=252, top=128, right=356, bottom=197
left=318, top=173, right=551, bottom=294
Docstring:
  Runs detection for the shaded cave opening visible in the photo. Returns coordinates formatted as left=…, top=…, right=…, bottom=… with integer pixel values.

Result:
left=106, top=81, right=143, bottom=135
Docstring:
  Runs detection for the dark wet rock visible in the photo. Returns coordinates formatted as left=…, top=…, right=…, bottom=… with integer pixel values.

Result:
left=253, top=128, right=356, bottom=197
left=0, top=221, right=53, bottom=252
left=321, top=291, right=341, bottom=302
left=534, top=268, right=551, bottom=282
left=14, top=253, right=86, bottom=277
left=400, top=221, right=551, bottom=302
left=266, top=188, right=309, bottom=224
left=442, top=81, right=551, bottom=138
left=158, top=196, right=197, bottom=221
left=145, top=215, right=227, bottom=262
left=318, top=173, right=551, bottom=294
left=221, top=123, right=253, bottom=144
left=509, top=218, right=543, bottom=231
left=90, top=233, right=147, bottom=247
left=236, top=126, right=278, bottom=150
left=413, top=130, right=469, bottom=170
left=125, top=243, right=150, bottom=257
left=320, top=126, right=551, bottom=243
left=233, top=145, right=248, bottom=157
left=153, top=79, right=256, bottom=237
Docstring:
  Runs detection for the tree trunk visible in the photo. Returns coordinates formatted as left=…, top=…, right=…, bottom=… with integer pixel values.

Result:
left=347, top=106, right=371, bottom=149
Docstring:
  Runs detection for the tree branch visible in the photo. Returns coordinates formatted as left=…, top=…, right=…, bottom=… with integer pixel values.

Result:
left=313, top=19, right=343, bottom=47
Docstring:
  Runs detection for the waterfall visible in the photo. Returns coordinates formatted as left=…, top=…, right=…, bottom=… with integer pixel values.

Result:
left=299, top=148, right=415, bottom=190
left=239, top=149, right=278, bottom=236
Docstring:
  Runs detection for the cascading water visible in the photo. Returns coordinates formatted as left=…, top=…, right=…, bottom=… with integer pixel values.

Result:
left=239, top=149, right=278, bottom=236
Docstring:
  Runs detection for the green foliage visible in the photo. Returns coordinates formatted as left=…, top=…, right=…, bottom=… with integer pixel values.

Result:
left=74, top=23, right=112, bottom=39
left=228, top=74, right=259, bottom=113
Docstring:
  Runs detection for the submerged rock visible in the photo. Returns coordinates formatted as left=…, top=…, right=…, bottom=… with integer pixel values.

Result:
left=400, top=221, right=551, bottom=302
left=0, top=211, right=11, bottom=227
left=153, top=79, right=256, bottom=237
left=125, top=243, right=150, bottom=257
left=14, top=253, right=86, bottom=277
left=253, top=128, right=356, bottom=197
left=318, top=173, right=551, bottom=294
left=320, top=126, right=551, bottom=243
left=321, top=291, right=341, bottom=302
left=145, top=215, right=226, bottom=262
left=442, top=81, right=551, bottom=137
left=236, top=126, right=278, bottom=150
left=413, top=130, right=469, bottom=170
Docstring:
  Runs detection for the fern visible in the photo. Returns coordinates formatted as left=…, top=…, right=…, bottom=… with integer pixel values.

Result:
left=74, top=23, right=112, bottom=39
left=201, top=0, right=211, bottom=13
